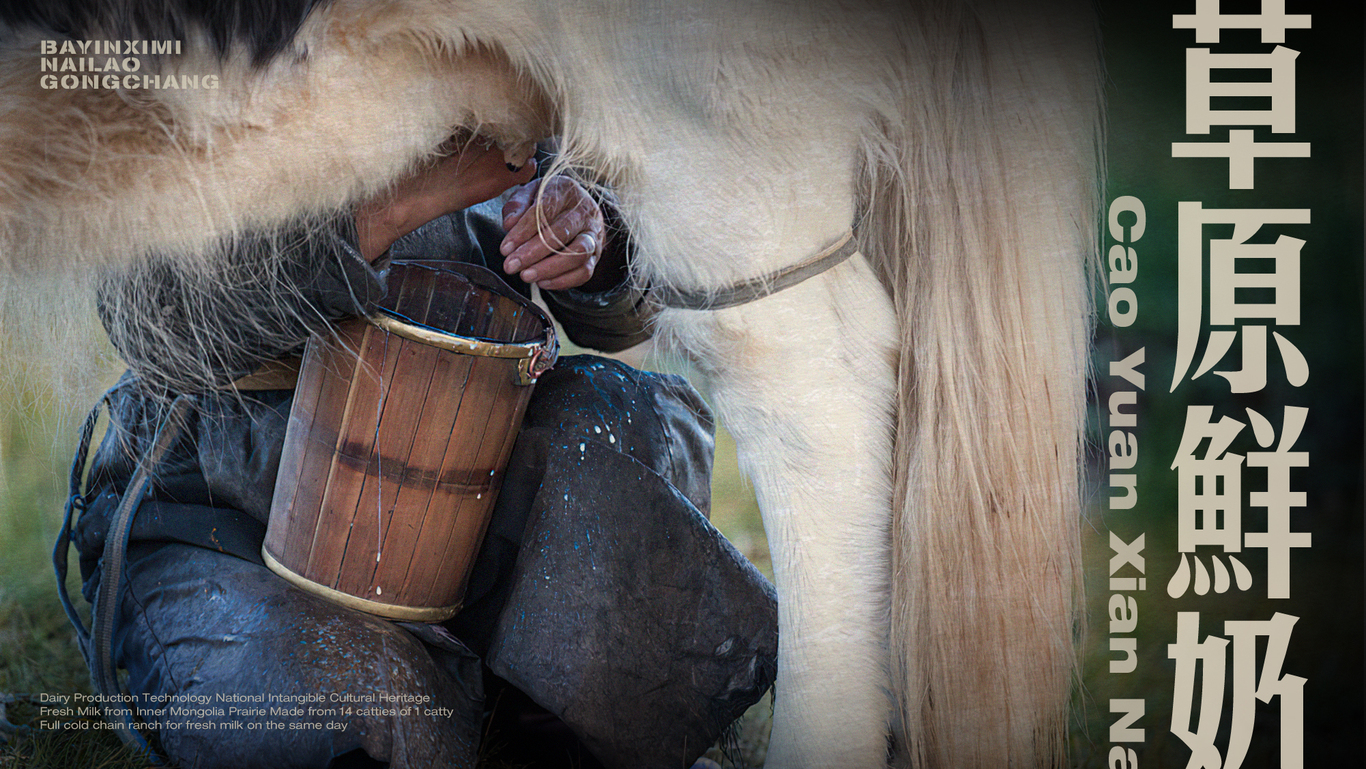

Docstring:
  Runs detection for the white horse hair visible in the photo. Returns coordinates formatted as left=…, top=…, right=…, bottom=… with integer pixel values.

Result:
left=0, top=1, right=1100, bottom=766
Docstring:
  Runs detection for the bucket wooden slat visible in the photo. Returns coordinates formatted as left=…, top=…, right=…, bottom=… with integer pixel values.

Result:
left=425, top=269, right=475, bottom=331
left=394, top=351, right=506, bottom=605
left=302, top=323, right=405, bottom=585
left=264, top=260, right=557, bottom=621
left=262, top=330, right=328, bottom=559
left=366, top=349, right=475, bottom=596
left=384, top=265, right=493, bottom=606
left=275, top=322, right=366, bottom=570
left=398, top=279, right=518, bottom=606
left=293, top=264, right=426, bottom=579
left=425, top=362, right=529, bottom=606
left=396, top=261, right=436, bottom=325
left=418, top=291, right=528, bottom=604
left=333, top=338, right=443, bottom=599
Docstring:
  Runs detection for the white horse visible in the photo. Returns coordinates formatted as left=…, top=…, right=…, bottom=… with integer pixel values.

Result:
left=0, top=1, right=1099, bottom=766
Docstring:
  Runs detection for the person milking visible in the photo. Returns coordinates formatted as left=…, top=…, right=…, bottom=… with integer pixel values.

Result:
left=62, top=137, right=777, bottom=769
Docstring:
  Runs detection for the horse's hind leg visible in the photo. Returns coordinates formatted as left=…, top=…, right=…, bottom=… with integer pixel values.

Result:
left=666, top=259, right=897, bottom=769
left=628, top=143, right=897, bottom=768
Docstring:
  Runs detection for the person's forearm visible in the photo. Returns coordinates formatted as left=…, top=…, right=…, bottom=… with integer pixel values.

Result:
left=357, top=141, right=537, bottom=261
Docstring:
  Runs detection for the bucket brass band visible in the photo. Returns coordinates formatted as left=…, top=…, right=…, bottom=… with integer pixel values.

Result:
left=263, top=261, right=558, bottom=621
left=367, top=310, right=555, bottom=385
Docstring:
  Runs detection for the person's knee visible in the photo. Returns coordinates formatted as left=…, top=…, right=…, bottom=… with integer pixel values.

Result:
left=523, top=355, right=715, bottom=512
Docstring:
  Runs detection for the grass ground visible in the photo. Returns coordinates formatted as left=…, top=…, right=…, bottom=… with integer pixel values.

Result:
left=0, top=361, right=159, bottom=769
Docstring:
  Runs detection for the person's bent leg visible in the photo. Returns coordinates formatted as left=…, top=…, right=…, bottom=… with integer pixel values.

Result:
left=453, top=356, right=778, bottom=769
left=111, top=541, right=482, bottom=769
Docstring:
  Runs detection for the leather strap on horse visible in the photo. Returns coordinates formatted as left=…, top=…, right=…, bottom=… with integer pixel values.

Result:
left=55, top=389, right=194, bottom=763
left=53, top=397, right=107, bottom=660
left=649, top=229, right=859, bottom=311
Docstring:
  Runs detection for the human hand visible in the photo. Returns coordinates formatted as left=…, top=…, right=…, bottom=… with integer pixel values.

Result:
left=356, top=138, right=536, bottom=261
left=500, top=177, right=605, bottom=291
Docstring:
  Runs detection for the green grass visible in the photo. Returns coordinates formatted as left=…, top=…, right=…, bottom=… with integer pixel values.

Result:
left=0, top=364, right=159, bottom=769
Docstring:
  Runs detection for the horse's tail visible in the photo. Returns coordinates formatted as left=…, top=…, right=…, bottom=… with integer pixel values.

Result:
left=856, top=2, right=1101, bottom=765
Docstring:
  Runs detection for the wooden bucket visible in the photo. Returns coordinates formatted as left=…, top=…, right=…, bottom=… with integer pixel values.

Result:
left=262, top=260, right=558, bottom=621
